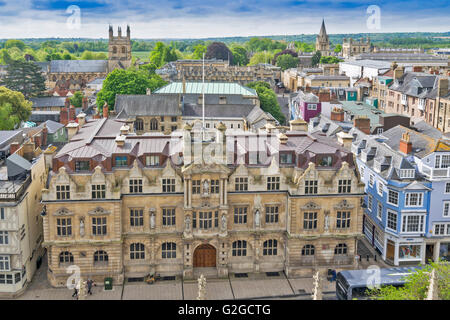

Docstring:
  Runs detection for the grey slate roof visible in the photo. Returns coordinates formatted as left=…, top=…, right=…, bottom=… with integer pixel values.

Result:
left=50, top=60, right=108, bottom=73
left=389, top=72, right=439, bottom=99
left=39, top=120, right=65, bottom=134
left=30, top=97, right=67, bottom=108
left=412, top=120, right=442, bottom=140
left=115, top=94, right=182, bottom=119
left=29, top=111, right=60, bottom=123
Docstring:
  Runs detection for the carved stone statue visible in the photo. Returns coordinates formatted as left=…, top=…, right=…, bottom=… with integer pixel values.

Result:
left=79, top=219, right=85, bottom=237
left=255, top=209, right=260, bottom=227
left=221, top=214, right=227, bottom=231
left=185, top=215, right=191, bottom=232
left=197, top=274, right=207, bottom=300
left=150, top=212, right=155, bottom=229
left=324, top=214, right=330, bottom=232
left=202, top=180, right=209, bottom=196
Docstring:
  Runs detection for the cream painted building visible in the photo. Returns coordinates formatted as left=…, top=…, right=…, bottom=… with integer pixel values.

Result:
left=0, top=130, right=48, bottom=297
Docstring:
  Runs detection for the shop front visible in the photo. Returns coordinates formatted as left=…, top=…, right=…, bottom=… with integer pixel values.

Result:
left=384, top=234, right=424, bottom=266
left=440, top=242, right=450, bottom=261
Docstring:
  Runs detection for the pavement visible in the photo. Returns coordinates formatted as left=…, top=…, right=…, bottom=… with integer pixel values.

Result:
left=15, top=258, right=337, bottom=300
left=12, top=239, right=388, bottom=300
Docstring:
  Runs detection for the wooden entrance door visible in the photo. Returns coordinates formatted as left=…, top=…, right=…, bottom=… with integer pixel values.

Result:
left=386, top=240, right=395, bottom=262
left=194, top=244, right=216, bottom=268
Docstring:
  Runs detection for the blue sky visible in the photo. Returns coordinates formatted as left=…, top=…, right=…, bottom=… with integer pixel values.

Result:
left=0, top=0, right=449, bottom=38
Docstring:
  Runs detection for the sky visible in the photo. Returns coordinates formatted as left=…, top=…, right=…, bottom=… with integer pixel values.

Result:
left=0, top=0, right=449, bottom=39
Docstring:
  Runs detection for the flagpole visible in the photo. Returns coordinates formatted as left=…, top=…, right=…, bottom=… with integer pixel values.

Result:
left=202, top=52, right=205, bottom=140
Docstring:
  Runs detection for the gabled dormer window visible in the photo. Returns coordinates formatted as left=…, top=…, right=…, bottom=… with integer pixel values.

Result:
left=318, top=155, right=332, bottom=167
left=115, top=156, right=128, bottom=167
left=280, top=153, right=293, bottom=164
left=399, top=169, right=415, bottom=179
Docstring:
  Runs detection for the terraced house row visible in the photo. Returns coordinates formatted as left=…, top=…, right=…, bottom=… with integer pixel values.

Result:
left=41, top=117, right=364, bottom=286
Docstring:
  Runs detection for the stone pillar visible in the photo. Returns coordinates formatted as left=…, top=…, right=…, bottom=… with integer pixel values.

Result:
left=219, top=179, right=224, bottom=205
left=433, top=241, right=441, bottom=262
left=184, top=179, right=188, bottom=207
left=394, top=242, right=399, bottom=266
left=188, top=179, right=192, bottom=207
left=224, top=179, right=228, bottom=205
left=420, top=243, right=427, bottom=265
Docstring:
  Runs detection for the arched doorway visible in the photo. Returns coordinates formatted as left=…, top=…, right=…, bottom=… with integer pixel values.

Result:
left=193, top=244, right=216, bottom=268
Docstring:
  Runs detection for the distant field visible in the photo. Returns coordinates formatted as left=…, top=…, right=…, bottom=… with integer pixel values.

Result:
left=95, top=51, right=150, bottom=61
left=132, top=51, right=150, bottom=60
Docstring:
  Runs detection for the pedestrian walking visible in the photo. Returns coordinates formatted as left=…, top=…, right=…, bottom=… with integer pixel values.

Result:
left=87, top=279, right=95, bottom=295
left=72, top=287, right=78, bottom=299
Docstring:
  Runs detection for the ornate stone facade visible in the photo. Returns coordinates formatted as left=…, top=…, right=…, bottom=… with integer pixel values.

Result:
left=42, top=119, right=363, bottom=286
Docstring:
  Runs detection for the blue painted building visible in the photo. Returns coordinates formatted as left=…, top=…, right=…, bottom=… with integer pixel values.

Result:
left=351, top=125, right=450, bottom=265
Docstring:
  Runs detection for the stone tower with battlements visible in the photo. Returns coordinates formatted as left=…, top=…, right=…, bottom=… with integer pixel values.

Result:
left=108, top=25, right=132, bottom=72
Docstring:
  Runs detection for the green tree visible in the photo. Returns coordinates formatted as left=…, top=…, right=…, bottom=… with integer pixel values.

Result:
left=192, top=44, right=207, bottom=60
left=312, top=51, right=322, bottom=67
left=334, top=44, right=342, bottom=53
left=70, top=91, right=84, bottom=109
left=1, top=60, right=46, bottom=99
left=96, top=69, right=167, bottom=111
left=0, top=49, right=13, bottom=65
left=4, top=40, right=26, bottom=51
left=319, top=56, right=343, bottom=64
left=276, top=54, right=299, bottom=71
left=247, top=81, right=285, bottom=124
left=0, top=86, right=32, bottom=128
left=368, top=261, right=450, bottom=300
left=231, top=46, right=249, bottom=66
left=149, top=42, right=166, bottom=68
left=248, top=51, right=274, bottom=66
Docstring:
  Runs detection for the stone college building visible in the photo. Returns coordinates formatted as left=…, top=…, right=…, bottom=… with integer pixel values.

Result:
left=41, top=117, right=364, bottom=286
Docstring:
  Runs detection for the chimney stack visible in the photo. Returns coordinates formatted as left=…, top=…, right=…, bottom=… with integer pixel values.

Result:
left=120, top=125, right=130, bottom=135
left=103, top=103, right=109, bottom=118
left=60, top=107, right=69, bottom=125
left=354, top=116, right=371, bottom=134
left=330, top=107, right=344, bottom=122
left=65, top=97, right=70, bottom=108
left=394, top=66, right=404, bottom=80
left=289, top=119, right=308, bottom=131
left=82, top=97, right=88, bottom=111
left=399, top=131, right=412, bottom=154
left=115, top=135, right=126, bottom=147
left=146, top=88, right=151, bottom=95
left=66, top=121, right=80, bottom=140
left=10, top=142, right=20, bottom=155
left=438, top=77, right=449, bottom=98
left=77, top=112, right=86, bottom=127
left=278, top=133, right=288, bottom=145
left=42, top=123, right=48, bottom=146
left=69, top=105, right=76, bottom=121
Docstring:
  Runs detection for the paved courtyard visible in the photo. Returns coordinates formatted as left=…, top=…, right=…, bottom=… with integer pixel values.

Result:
left=12, top=239, right=388, bottom=300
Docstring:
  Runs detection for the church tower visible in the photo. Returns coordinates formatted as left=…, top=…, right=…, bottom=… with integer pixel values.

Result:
left=315, top=19, right=330, bottom=56
left=108, top=25, right=132, bottom=72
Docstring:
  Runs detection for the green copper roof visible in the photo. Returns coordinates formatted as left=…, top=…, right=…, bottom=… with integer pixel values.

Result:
left=155, top=82, right=258, bottom=97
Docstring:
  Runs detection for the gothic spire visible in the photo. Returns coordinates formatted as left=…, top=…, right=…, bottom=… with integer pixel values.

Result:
left=319, top=19, right=327, bottom=38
